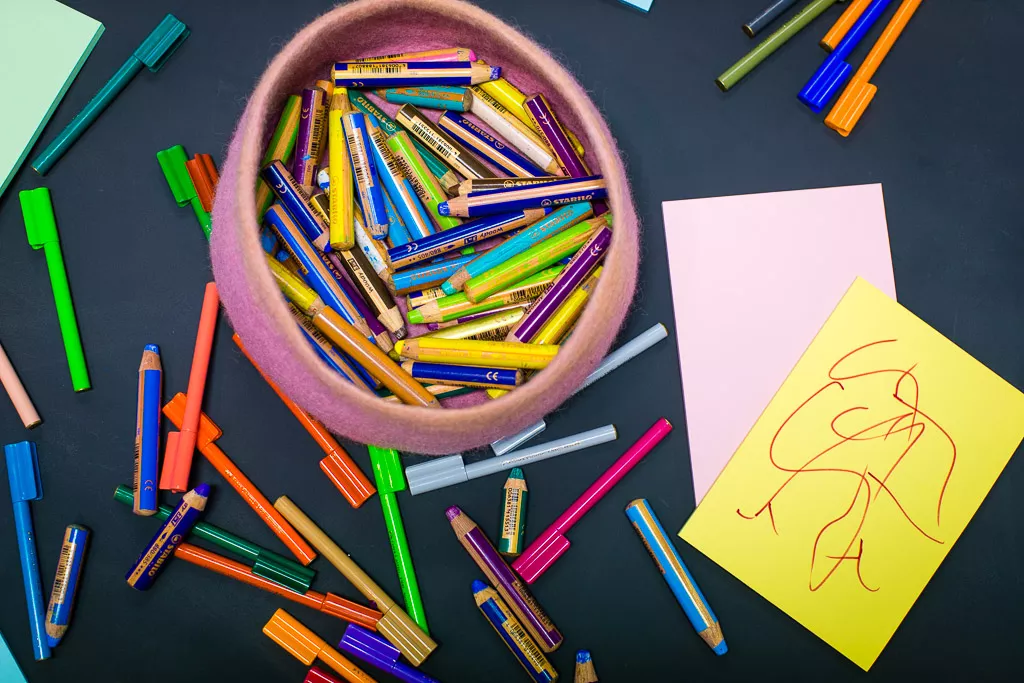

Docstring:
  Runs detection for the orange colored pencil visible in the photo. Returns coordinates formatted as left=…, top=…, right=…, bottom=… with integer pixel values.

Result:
left=174, top=543, right=381, bottom=629
left=160, top=282, right=219, bottom=492
left=162, top=392, right=317, bottom=565
left=232, top=333, right=376, bottom=508
left=820, top=0, right=872, bottom=51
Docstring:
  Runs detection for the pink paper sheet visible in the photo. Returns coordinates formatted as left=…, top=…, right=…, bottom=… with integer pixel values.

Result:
left=662, top=184, right=896, bottom=503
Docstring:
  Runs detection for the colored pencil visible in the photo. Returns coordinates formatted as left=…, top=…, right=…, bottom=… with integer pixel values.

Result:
left=473, top=580, right=557, bottom=682
left=329, top=90, right=356, bottom=249
left=343, top=111, right=389, bottom=239
left=126, top=483, right=209, bottom=590
left=468, top=86, right=562, bottom=175
left=575, top=651, right=598, bottom=683
left=134, top=344, right=162, bottom=514
left=533, top=266, right=602, bottom=345
left=384, top=86, right=472, bottom=111
left=294, top=87, right=328, bottom=191
left=257, top=94, right=302, bottom=216
left=424, top=308, right=526, bottom=341
left=365, top=119, right=435, bottom=241
left=409, top=265, right=564, bottom=324
left=440, top=177, right=606, bottom=218
left=401, top=362, right=521, bottom=389
left=396, top=104, right=496, bottom=181
left=45, top=525, right=88, bottom=647
left=353, top=48, right=477, bottom=63
left=333, top=61, right=500, bottom=87
left=458, top=176, right=563, bottom=195
left=438, top=112, right=547, bottom=177
left=386, top=131, right=462, bottom=231
left=395, top=338, right=559, bottom=371
left=498, top=468, right=528, bottom=557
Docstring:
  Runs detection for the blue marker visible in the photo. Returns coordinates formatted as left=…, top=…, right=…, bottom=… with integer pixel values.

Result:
left=798, top=0, right=894, bottom=112
left=625, top=498, right=727, bottom=655
left=438, top=112, right=547, bottom=177
left=262, top=160, right=330, bottom=251
left=400, top=361, right=521, bottom=389
left=45, top=525, right=89, bottom=647
left=343, top=112, right=390, bottom=239
left=4, top=441, right=50, bottom=660
left=134, top=345, right=162, bottom=515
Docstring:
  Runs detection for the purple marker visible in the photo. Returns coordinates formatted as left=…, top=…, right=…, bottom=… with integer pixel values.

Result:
left=508, top=224, right=612, bottom=343
left=446, top=506, right=563, bottom=652
left=339, top=624, right=439, bottom=683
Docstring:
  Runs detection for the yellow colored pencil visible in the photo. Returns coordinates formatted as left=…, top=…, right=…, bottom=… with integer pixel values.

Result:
left=394, top=338, right=559, bottom=370
left=328, top=90, right=355, bottom=249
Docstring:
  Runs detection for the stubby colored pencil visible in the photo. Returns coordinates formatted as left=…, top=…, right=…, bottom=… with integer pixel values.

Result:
left=354, top=211, right=393, bottom=278
left=388, top=209, right=546, bottom=270
left=264, top=160, right=331, bottom=251
left=508, top=225, right=611, bottom=343
left=395, top=338, right=559, bottom=370
left=625, top=498, right=727, bottom=655
left=354, top=47, right=477, bottom=63
left=44, top=525, right=88, bottom=647
left=0, top=338, right=41, bottom=428
left=744, top=0, right=800, bottom=36
left=401, top=362, right=521, bottom=389
left=134, top=344, right=162, bottom=514
left=232, top=335, right=375, bottom=508
left=472, top=580, right=557, bottom=682
left=266, top=259, right=440, bottom=409
left=329, top=91, right=356, bottom=249
left=113, top=483, right=316, bottom=592
left=391, top=254, right=477, bottom=295
left=343, top=112, right=389, bottom=239
left=349, top=91, right=459, bottom=194
left=458, top=176, right=563, bottom=195
left=447, top=507, right=563, bottom=651
left=410, top=265, right=564, bottom=324
left=289, top=302, right=379, bottom=392
left=476, top=78, right=586, bottom=158
left=294, top=87, right=329, bottom=191
left=362, top=121, right=434, bottom=241
left=427, top=303, right=524, bottom=326
left=333, top=60, right=500, bottom=88
left=263, top=609, right=376, bottom=683
left=324, top=253, right=395, bottom=354
left=498, top=469, right=528, bottom=557
left=575, top=651, right=598, bottom=683
left=408, top=425, right=617, bottom=495
left=524, top=94, right=590, bottom=182
left=176, top=543, right=379, bottom=629
left=468, top=86, right=562, bottom=175
left=160, top=282, right=218, bottom=493
left=333, top=248, right=405, bottom=338
left=444, top=202, right=593, bottom=294
left=441, top=176, right=606, bottom=218
left=438, top=112, right=547, bottom=177
left=464, top=217, right=601, bottom=303
left=387, top=131, right=462, bottom=231
left=533, top=266, right=602, bottom=345
left=407, top=287, right=447, bottom=308
left=368, top=446, right=428, bottom=634
left=384, top=86, right=471, bottom=111
left=821, top=0, right=873, bottom=50
left=396, top=104, right=496, bottom=181
left=716, top=0, right=840, bottom=91
left=274, top=497, right=438, bottom=666
left=257, top=94, right=302, bottom=216
left=338, top=623, right=440, bottom=683
left=825, top=0, right=923, bottom=137
left=425, top=308, right=526, bottom=340
left=513, top=419, right=673, bottom=584
left=126, top=483, right=209, bottom=590
left=162, top=392, right=318, bottom=564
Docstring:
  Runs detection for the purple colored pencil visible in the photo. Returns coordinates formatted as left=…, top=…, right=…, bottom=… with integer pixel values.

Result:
left=293, top=88, right=327, bottom=190
left=427, top=304, right=527, bottom=330
left=446, top=506, right=563, bottom=652
left=507, top=224, right=611, bottom=343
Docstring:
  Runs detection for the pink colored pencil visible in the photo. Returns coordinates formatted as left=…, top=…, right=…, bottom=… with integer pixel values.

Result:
left=512, top=418, right=673, bottom=583
left=0, top=337, right=41, bottom=428
left=160, top=282, right=219, bottom=492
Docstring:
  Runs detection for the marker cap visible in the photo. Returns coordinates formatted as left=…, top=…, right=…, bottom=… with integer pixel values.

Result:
left=368, top=446, right=406, bottom=495
left=157, top=145, right=198, bottom=206
left=511, top=528, right=570, bottom=584
left=798, top=55, right=854, bottom=113
left=263, top=609, right=323, bottom=665
left=405, top=454, right=469, bottom=495
left=340, top=623, right=401, bottom=665
left=20, top=188, right=59, bottom=248
left=136, top=14, right=190, bottom=72
left=5, top=441, right=42, bottom=503
left=824, top=77, right=878, bottom=137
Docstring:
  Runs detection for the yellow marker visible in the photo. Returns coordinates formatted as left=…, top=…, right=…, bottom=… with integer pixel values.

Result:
left=328, top=90, right=355, bottom=249
left=395, top=338, right=559, bottom=370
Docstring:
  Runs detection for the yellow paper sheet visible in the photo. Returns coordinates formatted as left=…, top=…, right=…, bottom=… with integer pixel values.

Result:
left=680, top=278, right=1024, bottom=670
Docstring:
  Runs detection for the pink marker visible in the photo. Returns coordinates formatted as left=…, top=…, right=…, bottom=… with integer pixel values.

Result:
left=512, top=418, right=673, bottom=583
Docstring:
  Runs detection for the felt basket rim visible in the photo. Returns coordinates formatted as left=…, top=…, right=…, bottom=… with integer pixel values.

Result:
left=210, top=0, right=640, bottom=454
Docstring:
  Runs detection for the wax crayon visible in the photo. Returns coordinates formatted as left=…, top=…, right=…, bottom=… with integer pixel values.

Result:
left=44, top=525, right=88, bottom=647
left=395, top=338, right=559, bottom=370
left=263, top=160, right=331, bottom=251
left=126, top=483, right=209, bottom=590
left=294, top=87, right=328, bottom=191
left=386, top=131, right=462, bottom=231
left=438, top=112, right=547, bottom=177
left=440, top=176, right=606, bottom=218
left=401, top=362, right=521, bottom=389
left=333, top=61, right=500, bottom=87
left=134, top=345, right=161, bottom=514
left=343, top=111, right=389, bottom=239
left=396, top=104, right=496, bottom=180
left=410, top=265, right=564, bottom=324
left=384, top=86, right=472, bottom=111
left=473, top=580, right=557, bottom=682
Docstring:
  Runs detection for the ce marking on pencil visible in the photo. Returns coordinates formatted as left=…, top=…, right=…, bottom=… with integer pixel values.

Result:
left=737, top=339, right=955, bottom=593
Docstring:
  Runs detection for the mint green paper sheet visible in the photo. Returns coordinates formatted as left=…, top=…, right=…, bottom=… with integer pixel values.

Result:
left=0, top=0, right=103, bottom=197
left=0, top=631, right=28, bottom=683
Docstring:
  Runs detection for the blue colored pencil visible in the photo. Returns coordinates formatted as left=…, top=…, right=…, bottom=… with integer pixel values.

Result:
left=45, top=524, right=89, bottom=647
left=472, top=580, right=557, bottom=682
left=343, top=112, right=389, bottom=239
left=390, top=253, right=478, bottom=295
left=438, top=112, right=547, bottom=177
left=134, top=345, right=161, bottom=515
left=439, top=177, right=606, bottom=218
left=126, top=483, right=209, bottom=591
left=262, top=161, right=330, bottom=251
left=400, top=361, right=521, bottom=389
left=366, top=119, right=434, bottom=241
left=625, top=498, right=727, bottom=655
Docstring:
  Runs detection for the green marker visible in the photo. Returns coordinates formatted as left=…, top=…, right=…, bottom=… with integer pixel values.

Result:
left=498, top=468, right=528, bottom=558
left=112, top=485, right=315, bottom=593
left=20, top=188, right=90, bottom=392
left=32, top=14, right=190, bottom=175
left=157, top=145, right=211, bottom=238
left=368, top=445, right=428, bottom=634
left=716, top=0, right=840, bottom=91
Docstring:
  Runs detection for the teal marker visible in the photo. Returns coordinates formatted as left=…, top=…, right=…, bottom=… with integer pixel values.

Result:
left=32, top=14, right=190, bottom=175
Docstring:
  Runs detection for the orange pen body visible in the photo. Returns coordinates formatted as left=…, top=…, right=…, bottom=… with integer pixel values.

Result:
left=263, top=609, right=378, bottom=683
left=820, top=0, right=873, bottom=51
left=162, top=392, right=318, bottom=565
left=185, top=153, right=220, bottom=212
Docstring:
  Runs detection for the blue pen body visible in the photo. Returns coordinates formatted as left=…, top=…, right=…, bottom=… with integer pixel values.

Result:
left=45, top=524, right=89, bottom=647
left=440, top=113, right=547, bottom=177
left=5, top=441, right=50, bottom=661
left=405, top=362, right=519, bottom=388
left=798, top=0, right=894, bottom=112
left=139, top=362, right=161, bottom=514
left=393, top=254, right=476, bottom=294
left=262, top=161, right=330, bottom=251
left=626, top=499, right=727, bottom=655
left=343, top=112, right=390, bottom=239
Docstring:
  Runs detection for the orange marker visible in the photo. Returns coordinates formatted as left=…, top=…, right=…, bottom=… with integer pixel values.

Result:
left=232, top=333, right=376, bottom=508
left=825, top=0, right=922, bottom=137
left=174, top=543, right=381, bottom=629
left=820, top=0, right=873, bottom=52
left=160, top=282, right=219, bottom=492
left=162, top=392, right=317, bottom=565
left=185, top=153, right=219, bottom=212
left=263, top=609, right=377, bottom=683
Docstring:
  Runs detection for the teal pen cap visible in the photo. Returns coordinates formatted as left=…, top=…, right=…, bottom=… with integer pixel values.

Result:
left=32, top=14, right=190, bottom=176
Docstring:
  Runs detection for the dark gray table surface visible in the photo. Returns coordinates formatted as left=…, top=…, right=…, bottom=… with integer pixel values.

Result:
left=2, top=0, right=1022, bottom=681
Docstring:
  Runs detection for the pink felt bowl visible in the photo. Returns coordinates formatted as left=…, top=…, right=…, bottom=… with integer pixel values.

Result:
left=211, top=0, right=639, bottom=454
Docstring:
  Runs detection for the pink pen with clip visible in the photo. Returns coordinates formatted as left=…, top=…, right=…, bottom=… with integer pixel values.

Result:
left=513, top=418, right=673, bottom=583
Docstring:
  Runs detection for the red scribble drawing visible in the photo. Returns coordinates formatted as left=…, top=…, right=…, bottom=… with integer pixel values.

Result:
left=736, top=340, right=957, bottom=592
